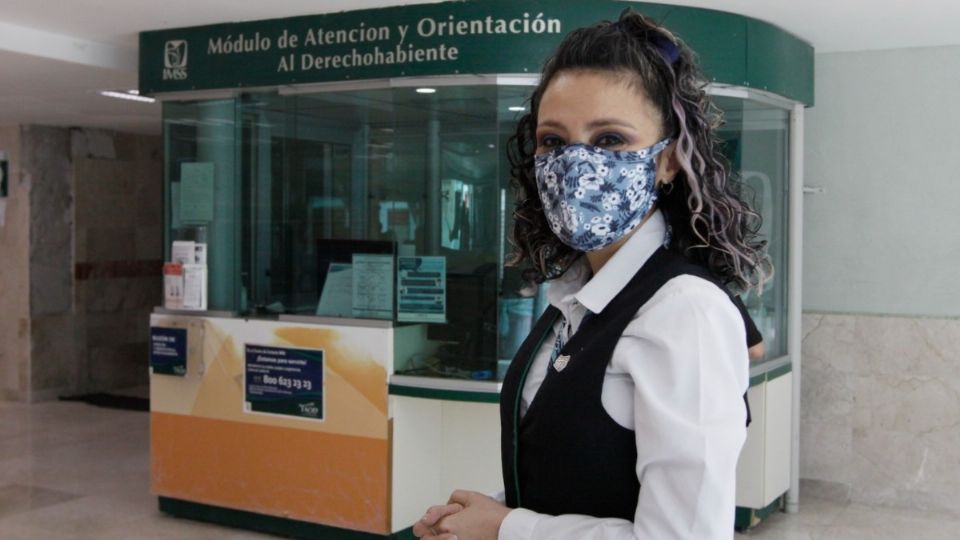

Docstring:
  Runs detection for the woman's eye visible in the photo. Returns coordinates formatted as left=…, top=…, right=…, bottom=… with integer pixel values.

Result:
left=593, top=133, right=626, bottom=147
left=538, top=135, right=564, bottom=149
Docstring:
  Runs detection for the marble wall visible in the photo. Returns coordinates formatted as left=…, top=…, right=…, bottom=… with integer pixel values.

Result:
left=0, top=126, right=162, bottom=402
left=23, top=126, right=77, bottom=400
left=801, top=312, right=960, bottom=516
left=72, top=129, right=163, bottom=392
left=0, top=126, right=29, bottom=401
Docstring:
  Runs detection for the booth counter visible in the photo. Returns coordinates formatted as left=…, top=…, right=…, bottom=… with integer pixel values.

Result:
left=142, top=1, right=813, bottom=537
left=149, top=311, right=503, bottom=538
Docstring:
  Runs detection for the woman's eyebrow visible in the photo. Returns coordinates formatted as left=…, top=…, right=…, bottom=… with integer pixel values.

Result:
left=585, top=118, right=635, bottom=129
left=536, top=119, right=565, bottom=130
left=536, top=118, right=636, bottom=130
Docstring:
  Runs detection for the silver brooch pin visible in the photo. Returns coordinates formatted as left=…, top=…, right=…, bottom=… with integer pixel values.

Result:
left=553, top=354, right=570, bottom=372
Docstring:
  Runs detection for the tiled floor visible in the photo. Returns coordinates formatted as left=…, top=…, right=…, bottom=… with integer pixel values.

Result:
left=1, top=399, right=958, bottom=539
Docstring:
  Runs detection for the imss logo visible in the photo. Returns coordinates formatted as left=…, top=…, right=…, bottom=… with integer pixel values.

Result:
left=163, top=40, right=188, bottom=80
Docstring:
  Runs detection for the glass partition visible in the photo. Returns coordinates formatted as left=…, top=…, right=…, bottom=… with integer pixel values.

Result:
left=163, top=99, right=241, bottom=312
left=164, top=84, right=531, bottom=380
left=162, top=82, right=793, bottom=381
left=715, top=95, right=791, bottom=361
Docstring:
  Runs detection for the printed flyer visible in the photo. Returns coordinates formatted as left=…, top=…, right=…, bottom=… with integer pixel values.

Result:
left=244, top=344, right=325, bottom=420
left=150, top=327, right=188, bottom=376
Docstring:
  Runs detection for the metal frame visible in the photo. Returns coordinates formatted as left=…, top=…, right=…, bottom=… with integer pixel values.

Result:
left=706, top=83, right=801, bottom=111
left=786, top=102, right=805, bottom=513
left=276, top=74, right=539, bottom=96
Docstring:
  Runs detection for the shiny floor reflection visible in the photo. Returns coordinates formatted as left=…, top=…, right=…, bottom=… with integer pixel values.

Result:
left=0, top=400, right=957, bottom=539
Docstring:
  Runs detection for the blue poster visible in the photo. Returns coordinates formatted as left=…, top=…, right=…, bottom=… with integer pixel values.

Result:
left=244, top=345, right=325, bottom=420
left=397, top=256, right=447, bottom=323
left=150, top=327, right=187, bottom=376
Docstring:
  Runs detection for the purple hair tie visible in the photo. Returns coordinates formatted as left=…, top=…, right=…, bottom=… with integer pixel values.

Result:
left=650, top=34, right=681, bottom=65
left=612, top=20, right=681, bottom=65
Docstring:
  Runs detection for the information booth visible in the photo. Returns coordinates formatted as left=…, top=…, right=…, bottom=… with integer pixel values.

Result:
left=141, top=1, right=813, bottom=537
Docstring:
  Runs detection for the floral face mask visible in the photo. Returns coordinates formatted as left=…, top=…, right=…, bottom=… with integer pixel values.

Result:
left=534, top=138, right=672, bottom=252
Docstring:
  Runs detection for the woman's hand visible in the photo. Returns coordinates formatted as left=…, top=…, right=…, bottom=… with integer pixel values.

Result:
left=413, top=491, right=511, bottom=540
left=413, top=502, right=463, bottom=539
left=425, top=490, right=513, bottom=540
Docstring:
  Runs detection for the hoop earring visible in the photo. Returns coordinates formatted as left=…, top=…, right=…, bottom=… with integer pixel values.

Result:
left=660, top=181, right=674, bottom=195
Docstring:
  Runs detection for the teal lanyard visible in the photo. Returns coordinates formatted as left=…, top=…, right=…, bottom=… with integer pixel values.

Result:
left=548, top=316, right=568, bottom=369
left=512, top=308, right=559, bottom=506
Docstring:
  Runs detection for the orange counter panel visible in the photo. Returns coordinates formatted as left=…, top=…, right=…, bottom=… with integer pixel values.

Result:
left=151, top=412, right=390, bottom=534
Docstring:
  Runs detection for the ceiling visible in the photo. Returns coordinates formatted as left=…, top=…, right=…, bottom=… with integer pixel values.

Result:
left=1, top=0, right=958, bottom=135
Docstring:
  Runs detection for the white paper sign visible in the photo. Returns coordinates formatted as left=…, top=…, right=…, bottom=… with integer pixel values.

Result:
left=352, top=254, right=394, bottom=319
left=181, top=264, right=207, bottom=311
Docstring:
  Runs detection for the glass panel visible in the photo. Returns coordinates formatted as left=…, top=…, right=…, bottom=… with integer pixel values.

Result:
left=496, top=86, right=543, bottom=379
left=235, top=86, right=509, bottom=380
left=238, top=93, right=375, bottom=316
left=714, top=96, right=791, bottom=361
left=163, top=99, right=240, bottom=312
left=161, top=84, right=793, bottom=378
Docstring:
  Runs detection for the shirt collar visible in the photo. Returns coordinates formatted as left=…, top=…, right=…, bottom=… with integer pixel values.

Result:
left=575, top=209, right=667, bottom=314
left=546, top=256, right=590, bottom=311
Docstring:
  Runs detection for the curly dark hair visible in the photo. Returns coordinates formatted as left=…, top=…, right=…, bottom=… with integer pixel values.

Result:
left=507, top=8, right=770, bottom=293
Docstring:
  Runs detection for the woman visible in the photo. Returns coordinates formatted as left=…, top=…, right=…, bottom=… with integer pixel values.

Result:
left=414, top=8, right=769, bottom=540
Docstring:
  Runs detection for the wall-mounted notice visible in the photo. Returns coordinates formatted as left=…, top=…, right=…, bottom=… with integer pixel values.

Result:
left=244, top=345, right=325, bottom=421
left=352, top=254, right=394, bottom=319
left=397, top=256, right=446, bottom=323
left=180, top=162, right=215, bottom=223
left=150, top=327, right=188, bottom=376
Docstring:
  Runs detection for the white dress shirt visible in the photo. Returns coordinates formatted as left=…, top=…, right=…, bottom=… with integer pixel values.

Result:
left=498, top=210, right=749, bottom=540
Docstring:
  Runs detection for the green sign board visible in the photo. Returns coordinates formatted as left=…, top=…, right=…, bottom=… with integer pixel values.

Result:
left=139, top=0, right=813, bottom=104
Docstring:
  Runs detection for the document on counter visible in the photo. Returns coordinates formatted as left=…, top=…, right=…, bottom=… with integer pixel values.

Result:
left=171, top=240, right=195, bottom=265
left=315, top=262, right=353, bottom=317
left=397, top=256, right=446, bottom=323
left=181, top=264, right=207, bottom=311
left=352, top=254, right=394, bottom=319
left=163, top=262, right=184, bottom=310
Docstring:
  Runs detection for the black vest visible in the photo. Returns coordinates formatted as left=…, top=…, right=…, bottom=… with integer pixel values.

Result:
left=500, top=247, right=732, bottom=520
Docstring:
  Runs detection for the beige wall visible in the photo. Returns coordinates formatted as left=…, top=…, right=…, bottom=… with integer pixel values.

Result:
left=0, top=126, right=29, bottom=401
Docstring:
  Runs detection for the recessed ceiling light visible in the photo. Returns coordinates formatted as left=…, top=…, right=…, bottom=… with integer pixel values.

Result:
left=508, top=106, right=526, bottom=112
left=416, top=87, right=436, bottom=94
left=100, top=90, right=156, bottom=104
